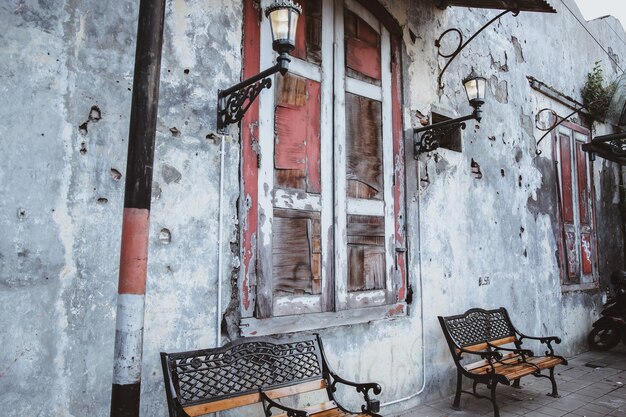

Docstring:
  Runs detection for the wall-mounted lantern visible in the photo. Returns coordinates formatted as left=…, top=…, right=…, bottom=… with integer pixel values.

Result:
left=414, top=70, right=487, bottom=156
left=217, top=0, right=302, bottom=132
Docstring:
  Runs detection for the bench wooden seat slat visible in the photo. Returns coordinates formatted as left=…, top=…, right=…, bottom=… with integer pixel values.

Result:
left=466, top=354, right=563, bottom=378
left=183, top=379, right=328, bottom=416
left=307, top=407, right=371, bottom=417
left=161, top=334, right=382, bottom=417
left=273, top=400, right=338, bottom=417
left=439, top=307, right=568, bottom=417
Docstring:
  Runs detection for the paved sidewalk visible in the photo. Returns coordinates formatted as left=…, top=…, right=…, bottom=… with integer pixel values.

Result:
left=398, top=347, right=626, bottom=417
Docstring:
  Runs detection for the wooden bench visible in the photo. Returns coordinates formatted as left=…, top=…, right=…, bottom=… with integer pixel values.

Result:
left=438, top=307, right=568, bottom=417
left=160, top=334, right=382, bottom=417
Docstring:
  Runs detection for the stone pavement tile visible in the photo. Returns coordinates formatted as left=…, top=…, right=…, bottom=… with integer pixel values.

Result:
left=531, top=406, right=568, bottom=416
left=558, top=368, right=592, bottom=378
left=566, top=409, right=606, bottom=417
left=517, top=411, right=553, bottom=417
left=566, top=392, right=598, bottom=402
left=577, top=402, right=614, bottom=415
left=593, top=394, right=626, bottom=410
left=547, top=397, right=588, bottom=412
left=498, top=402, right=530, bottom=415
left=577, top=387, right=614, bottom=400
left=607, top=401, right=626, bottom=415
left=481, top=411, right=521, bottom=417
left=559, top=380, right=594, bottom=392
left=395, top=404, right=447, bottom=417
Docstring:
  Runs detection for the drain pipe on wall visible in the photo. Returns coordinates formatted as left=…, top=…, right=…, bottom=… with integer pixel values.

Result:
left=216, top=135, right=226, bottom=348
left=381, top=154, right=427, bottom=408
left=109, top=1, right=166, bottom=416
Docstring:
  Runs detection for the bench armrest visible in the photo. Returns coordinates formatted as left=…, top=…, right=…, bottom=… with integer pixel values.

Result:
left=457, top=346, right=503, bottom=362
left=517, top=333, right=561, bottom=356
left=487, top=342, right=534, bottom=357
left=326, top=370, right=382, bottom=415
left=259, top=389, right=309, bottom=417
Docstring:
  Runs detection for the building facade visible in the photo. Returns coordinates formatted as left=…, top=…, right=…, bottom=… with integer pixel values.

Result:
left=0, top=0, right=624, bottom=415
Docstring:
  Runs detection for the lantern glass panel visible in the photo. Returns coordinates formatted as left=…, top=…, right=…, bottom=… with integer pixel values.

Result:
left=269, top=8, right=291, bottom=42
left=464, top=76, right=486, bottom=102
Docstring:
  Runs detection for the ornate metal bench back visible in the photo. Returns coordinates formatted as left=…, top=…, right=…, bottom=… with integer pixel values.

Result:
left=442, top=308, right=515, bottom=349
left=162, top=335, right=325, bottom=408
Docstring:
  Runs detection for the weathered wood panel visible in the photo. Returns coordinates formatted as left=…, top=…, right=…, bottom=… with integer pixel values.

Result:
left=581, top=232, right=593, bottom=275
left=240, top=302, right=406, bottom=336
left=333, top=0, right=348, bottom=311
left=559, top=134, right=574, bottom=223
left=344, top=9, right=381, bottom=81
left=391, top=34, right=406, bottom=302
left=240, top=0, right=261, bottom=317
left=564, top=230, right=579, bottom=280
left=345, top=93, right=383, bottom=200
left=274, top=74, right=321, bottom=193
left=292, top=0, right=323, bottom=66
left=575, top=142, right=589, bottom=225
left=272, top=209, right=321, bottom=296
left=347, top=215, right=385, bottom=291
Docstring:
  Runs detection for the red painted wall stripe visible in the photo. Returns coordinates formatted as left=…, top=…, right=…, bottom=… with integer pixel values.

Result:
left=119, top=208, right=150, bottom=295
left=241, top=0, right=261, bottom=313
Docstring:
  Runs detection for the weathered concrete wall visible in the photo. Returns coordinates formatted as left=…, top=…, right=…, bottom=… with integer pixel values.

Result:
left=0, top=0, right=624, bottom=416
left=0, top=0, right=241, bottom=415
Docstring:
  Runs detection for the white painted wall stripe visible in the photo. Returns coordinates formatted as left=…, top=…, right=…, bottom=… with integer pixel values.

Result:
left=112, top=293, right=145, bottom=385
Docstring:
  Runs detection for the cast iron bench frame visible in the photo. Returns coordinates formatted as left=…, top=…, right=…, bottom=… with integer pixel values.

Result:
left=439, top=307, right=568, bottom=417
left=160, top=334, right=382, bottom=417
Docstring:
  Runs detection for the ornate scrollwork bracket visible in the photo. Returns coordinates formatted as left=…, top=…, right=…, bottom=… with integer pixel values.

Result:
left=415, top=121, right=467, bottom=155
left=217, top=53, right=290, bottom=132
left=435, top=9, right=518, bottom=90
left=413, top=109, right=480, bottom=157
left=218, top=78, right=272, bottom=130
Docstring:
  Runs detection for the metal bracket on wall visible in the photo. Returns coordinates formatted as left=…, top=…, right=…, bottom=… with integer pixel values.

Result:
left=217, top=62, right=282, bottom=132
left=413, top=110, right=479, bottom=157
left=534, top=106, right=587, bottom=156
left=435, top=8, right=518, bottom=90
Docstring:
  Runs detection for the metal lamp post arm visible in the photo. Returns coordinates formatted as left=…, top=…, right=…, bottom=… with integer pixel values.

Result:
left=414, top=112, right=476, bottom=135
left=414, top=107, right=481, bottom=156
left=436, top=9, right=516, bottom=90
left=217, top=53, right=290, bottom=132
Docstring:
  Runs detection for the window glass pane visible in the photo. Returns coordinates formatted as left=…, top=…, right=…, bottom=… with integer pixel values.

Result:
left=292, top=0, right=322, bottom=65
left=344, top=8, right=381, bottom=83
left=272, top=209, right=321, bottom=295
left=347, top=215, right=385, bottom=291
left=274, top=73, right=321, bottom=193
left=345, top=93, right=383, bottom=200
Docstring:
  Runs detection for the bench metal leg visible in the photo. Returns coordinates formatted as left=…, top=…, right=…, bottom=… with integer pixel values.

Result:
left=490, top=382, right=500, bottom=417
left=547, top=367, right=559, bottom=398
left=452, top=368, right=462, bottom=408
left=512, top=378, right=521, bottom=389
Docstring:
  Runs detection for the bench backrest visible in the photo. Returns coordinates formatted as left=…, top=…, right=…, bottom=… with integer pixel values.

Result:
left=161, top=334, right=327, bottom=416
left=439, top=307, right=517, bottom=354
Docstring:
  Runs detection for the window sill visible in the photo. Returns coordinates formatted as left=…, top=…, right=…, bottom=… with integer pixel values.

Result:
left=239, top=302, right=407, bottom=337
left=561, top=281, right=599, bottom=292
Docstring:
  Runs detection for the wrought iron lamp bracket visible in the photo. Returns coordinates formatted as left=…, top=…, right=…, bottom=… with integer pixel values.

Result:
left=534, top=106, right=586, bottom=156
left=217, top=53, right=290, bottom=132
left=586, top=132, right=626, bottom=159
left=413, top=110, right=480, bottom=157
left=435, top=8, right=518, bottom=90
